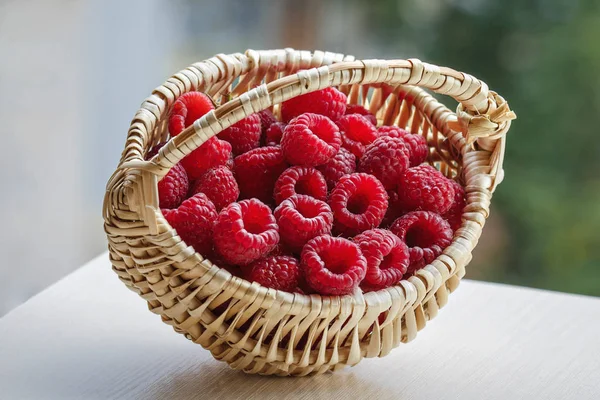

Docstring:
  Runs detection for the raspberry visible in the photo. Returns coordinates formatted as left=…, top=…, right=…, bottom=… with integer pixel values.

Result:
left=281, top=113, right=341, bottom=166
left=280, top=87, right=347, bottom=123
left=301, top=235, right=367, bottom=295
left=345, top=104, right=377, bottom=126
left=213, top=199, right=280, bottom=265
left=378, top=126, right=428, bottom=166
left=390, top=211, right=453, bottom=274
left=181, top=137, right=232, bottom=180
left=191, top=166, right=239, bottom=211
left=358, top=136, right=411, bottom=190
left=396, top=165, right=455, bottom=214
left=218, top=113, right=261, bottom=155
left=273, top=166, right=328, bottom=205
left=247, top=255, right=301, bottom=292
left=336, top=114, right=379, bottom=158
left=329, top=173, right=388, bottom=237
left=317, top=147, right=356, bottom=190
left=264, top=122, right=286, bottom=146
left=162, top=193, right=218, bottom=255
left=157, top=162, right=189, bottom=209
left=380, top=189, right=405, bottom=228
left=274, top=195, right=334, bottom=252
left=168, top=92, right=214, bottom=136
left=353, top=229, right=409, bottom=289
left=233, top=146, right=288, bottom=205
left=442, top=179, right=466, bottom=231
left=257, top=109, right=277, bottom=134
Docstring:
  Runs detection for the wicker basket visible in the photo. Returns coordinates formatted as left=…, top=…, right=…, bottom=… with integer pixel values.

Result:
left=103, top=49, right=515, bottom=376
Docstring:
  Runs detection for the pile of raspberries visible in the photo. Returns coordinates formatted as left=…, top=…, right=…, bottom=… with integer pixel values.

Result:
left=152, top=87, right=466, bottom=296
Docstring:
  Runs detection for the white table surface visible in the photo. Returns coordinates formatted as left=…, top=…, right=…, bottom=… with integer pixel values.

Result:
left=1, top=253, right=599, bottom=400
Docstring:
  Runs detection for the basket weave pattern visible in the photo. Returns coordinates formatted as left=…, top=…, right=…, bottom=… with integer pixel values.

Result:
left=103, top=49, right=515, bottom=376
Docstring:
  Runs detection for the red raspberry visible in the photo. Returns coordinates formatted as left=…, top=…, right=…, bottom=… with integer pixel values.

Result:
left=274, top=195, right=334, bottom=252
left=380, top=189, right=405, bottom=228
left=191, top=166, right=239, bottom=211
left=181, top=137, right=232, bottom=180
left=168, top=92, right=214, bottom=136
left=345, top=104, right=377, bottom=126
left=213, top=199, right=280, bottom=265
left=378, top=126, right=428, bottom=166
left=257, top=109, right=277, bottom=134
left=233, top=146, right=288, bottom=205
left=264, top=122, right=286, bottom=146
left=358, top=136, right=411, bottom=190
left=336, top=114, right=379, bottom=158
left=396, top=165, right=455, bottom=214
left=247, top=255, right=301, bottom=292
left=390, top=211, right=453, bottom=274
left=353, top=229, right=409, bottom=289
left=162, top=193, right=218, bottom=255
left=218, top=114, right=261, bottom=155
left=317, top=147, right=356, bottom=190
left=329, top=173, right=388, bottom=237
left=273, top=166, right=328, bottom=205
left=281, top=113, right=341, bottom=166
left=442, top=179, right=466, bottom=231
left=157, top=162, right=189, bottom=209
left=301, top=235, right=367, bottom=295
left=280, top=87, right=347, bottom=123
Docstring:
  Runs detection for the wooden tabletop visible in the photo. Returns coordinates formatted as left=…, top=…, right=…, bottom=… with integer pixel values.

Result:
left=1, top=253, right=599, bottom=400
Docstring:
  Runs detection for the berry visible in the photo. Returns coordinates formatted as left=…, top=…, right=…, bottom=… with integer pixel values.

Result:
left=162, top=193, right=218, bottom=255
left=358, top=136, right=411, bottom=190
left=442, top=179, right=466, bottom=231
left=169, top=92, right=214, bottom=136
left=280, top=87, right=347, bottom=123
left=378, top=126, right=428, bottom=166
left=191, top=166, right=239, bottom=211
left=317, top=147, right=356, bottom=190
left=264, top=122, right=286, bottom=146
left=247, top=256, right=301, bottom=292
left=181, top=137, right=232, bottom=180
left=218, top=114, right=261, bottom=155
left=233, top=146, right=288, bottom=204
left=273, top=166, right=328, bottom=205
left=257, top=109, right=277, bottom=135
left=353, top=229, right=409, bottom=289
left=158, top=162, right=189, bottom=209
left=274, top=195, right=334, bottom=252
left=345, top=104, right=377, bottom=126
left=213, top=199, right=280, bottom=265
left=281, top=113, right=341, bottom=166
left=329, top=173, right=388, bottom=237
left=380, top=190, right=405, bottom=228
left=336, top=114, right=379, bottom=158
left=390, top=211, right=453, bottom=274
left=301, top=235, right=367, bottom=295
left=396, top=165, right=455, bottom=214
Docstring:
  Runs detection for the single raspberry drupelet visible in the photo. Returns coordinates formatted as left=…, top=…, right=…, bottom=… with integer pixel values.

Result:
left=162, top=193, right=218, bottom=255
left=213, top=199, right=280, bottom=266
left=353, top=229, right=409, bottom=289
left=378, top=126, right=428, bottom=166
left=181, top=137, right=232, bottom=180
left=168, top=92, right=214, bottom=136
left=218, top=113, right=261, bottom=155
left=281, top=113, right=341, bottom=166
left=158, top=162, right=189, bottom=209
left=329, top=173, right=388, bottom=237
left=317, top=147, right=356, bottom=190
left=358, top=136, right=411, bottom=190
left=274, top=195, right=334, bottom=252
left=442, top=179, right=466, bottom=231
left=191, top=166, right=239, bottom=211
left=336, top=114, right=379, bottom=158
left=390, top=211, right=453, bottom=274
left=233, top=146, right=288, bottom=205
left=264, top=122, right=286, bottom=146
left=247, top=255, right=302, bottom=292
left=257, top=109, right=277, bottom=134
left=301, top=235, right=367, bottom=295
left=273, top=166, right=328, bottom=205
left=345, top=104, right=377, bottom=126
left=280, top=87, right=347, bottom=123
left=396, top=164, right=455, bottom=214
